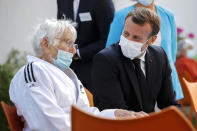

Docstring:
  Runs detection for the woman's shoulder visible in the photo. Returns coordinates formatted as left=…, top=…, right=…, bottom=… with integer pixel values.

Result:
left=156, top=5, right=175, bottom=17
left=115, top=5, right=135, bottom=18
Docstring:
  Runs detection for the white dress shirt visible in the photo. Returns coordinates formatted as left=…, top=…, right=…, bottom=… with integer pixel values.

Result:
left=73, top=0, right=82, bottom=57
left=137, top=52, right=146, bottom=77
left=73, top=0, right=80, bottom=21
left=138, top=31, right=161, bottom=76
left=134, top=31, right=161, bottom=76
left=139, top=31, right=162, bottom=76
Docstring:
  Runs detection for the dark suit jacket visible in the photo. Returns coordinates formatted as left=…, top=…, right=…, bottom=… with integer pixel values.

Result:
left=57, top=0, right=114, bottom=91
left=92, top=43, right=177, bottom=113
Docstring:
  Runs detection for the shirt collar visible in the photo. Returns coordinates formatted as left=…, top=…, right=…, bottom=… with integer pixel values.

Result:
left=138, top=51, right=146, bottom=62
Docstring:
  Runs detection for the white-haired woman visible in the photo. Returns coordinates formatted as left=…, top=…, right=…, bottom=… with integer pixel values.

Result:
left=175, top=39, right=197, bottom=82
left=9, top=19, right=148, bottom=131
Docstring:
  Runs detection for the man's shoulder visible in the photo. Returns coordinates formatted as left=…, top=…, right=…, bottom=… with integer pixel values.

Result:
left=148, top=45, right=165, bottom=55
left=93, top=43, right=122, bottom=64
left=98, top=43, right=121, bottom=57
left=147, top=45, right=168, bottom=61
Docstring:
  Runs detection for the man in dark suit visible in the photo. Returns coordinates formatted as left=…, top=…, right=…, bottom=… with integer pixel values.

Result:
left=57, top=0, right=114, bottom=92
left=92, top=7, right=177, bottom=113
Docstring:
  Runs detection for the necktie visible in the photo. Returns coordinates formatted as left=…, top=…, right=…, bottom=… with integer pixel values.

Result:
left=132, top=59, right=146, bottom=81
left=132, top=59, right=147, bottom=108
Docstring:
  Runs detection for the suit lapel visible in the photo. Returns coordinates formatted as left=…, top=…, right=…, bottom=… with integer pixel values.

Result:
left=145, top=47, right=154, bottom=98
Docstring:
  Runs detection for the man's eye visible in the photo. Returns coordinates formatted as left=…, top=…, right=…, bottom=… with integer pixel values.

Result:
left=133, top=36, right=141, bottom=41
left=135, top=38, right=140, bottom=40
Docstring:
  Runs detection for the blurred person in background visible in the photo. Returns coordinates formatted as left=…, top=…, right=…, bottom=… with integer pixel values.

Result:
left=57, top=0, right=115, bottom=92
left=175, top=39, right=197, bottom=82
left=9, top=19, right=148, bottom=131
left=106, top=0, right=183, bottom=100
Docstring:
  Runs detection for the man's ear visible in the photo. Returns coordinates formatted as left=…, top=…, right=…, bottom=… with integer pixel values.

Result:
left=148, top=35, right=157, bottom=45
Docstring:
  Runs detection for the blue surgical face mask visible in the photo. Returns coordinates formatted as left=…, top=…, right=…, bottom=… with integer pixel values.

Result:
left=138, top=0, right=153, bottom=6
left=186, top=49, right=196, bottom=58
left=53, top=50, right=73, bottom=71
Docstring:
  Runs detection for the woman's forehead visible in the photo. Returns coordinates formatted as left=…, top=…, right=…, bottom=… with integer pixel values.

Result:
left=58, top=30, right=75, bottom=40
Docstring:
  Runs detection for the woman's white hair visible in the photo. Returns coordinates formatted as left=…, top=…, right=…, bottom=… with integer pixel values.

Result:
left=30, top=18, right=77, bottom=57
left=177, top=39, right=194, bottom=57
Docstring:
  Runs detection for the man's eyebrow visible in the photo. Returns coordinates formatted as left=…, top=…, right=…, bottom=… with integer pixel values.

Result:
left=123, top=30, right=128, bottom=33
left=133, top=35, right=142, bottom=39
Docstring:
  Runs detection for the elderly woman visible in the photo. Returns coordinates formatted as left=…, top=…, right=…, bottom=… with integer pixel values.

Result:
left=175, top=39, right=197, bottom=82
left=9, top=19, right=148, bottom=131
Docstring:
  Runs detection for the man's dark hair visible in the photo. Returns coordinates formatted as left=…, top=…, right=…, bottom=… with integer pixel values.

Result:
left=125, top=7, right=161, bottom=37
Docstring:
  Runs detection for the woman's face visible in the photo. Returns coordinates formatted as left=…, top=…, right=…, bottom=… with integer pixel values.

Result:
left=182, top=45, right=194, bottom=57
left=48, top=31, right=76, bottom=59
left=40, top=30, right=76, bottom=62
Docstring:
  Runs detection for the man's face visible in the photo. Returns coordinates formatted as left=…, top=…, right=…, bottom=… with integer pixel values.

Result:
left=122, top=16, right=153, bottom=51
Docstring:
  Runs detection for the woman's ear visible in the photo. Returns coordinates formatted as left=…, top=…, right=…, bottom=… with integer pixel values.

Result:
left=40, top=37, right=51, bottom=55
left=41, top=37, right=49, bottom=48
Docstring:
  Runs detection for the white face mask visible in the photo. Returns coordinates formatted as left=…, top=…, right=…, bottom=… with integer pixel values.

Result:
left=119, top=35, right=148, bottom=60
left=138, top=0, right=153, bottom=6
left=186, top=49, right=196, bottom=58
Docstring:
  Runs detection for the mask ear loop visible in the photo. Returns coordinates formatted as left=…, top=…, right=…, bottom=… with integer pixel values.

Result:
left=48, top=43, right=59, bottom=62
left=140, top=36, right=153, bottom=53
left=145, top=36, right=152, bottom=44
left=144, top=35, right=154, bottom=47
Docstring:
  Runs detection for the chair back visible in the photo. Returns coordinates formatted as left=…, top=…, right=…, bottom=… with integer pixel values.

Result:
left=1, top=101, right=23, bottom=131
left=84, top=88, right=94, bottom=107
left=178, top=71, right=193, bottom=105
left=182, top=78, right=197, bottom=128
left=71, top=105, right=195, bottom=131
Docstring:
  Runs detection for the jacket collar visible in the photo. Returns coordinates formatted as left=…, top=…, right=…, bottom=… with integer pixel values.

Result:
left=144, top=47, right=154, bottom=100
left=27, top=55, right=85, bottom=103
left=117, top=44, right=143, bottom=109
left=27, top=55, right=50, bottom=65
left=118, top=44, right=154, bottom=109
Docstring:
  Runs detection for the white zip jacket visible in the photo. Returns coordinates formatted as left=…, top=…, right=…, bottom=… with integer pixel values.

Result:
left=9, top=55, right=115, bottom=131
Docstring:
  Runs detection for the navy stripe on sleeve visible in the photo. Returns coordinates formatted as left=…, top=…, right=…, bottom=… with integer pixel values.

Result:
left=24, top=66, right=28, bottom=83
left=27, top=64, right=32, bottom=82
left=30, top=62, right=36, bottom=82
left=24, top=63, right=36, bottom=83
